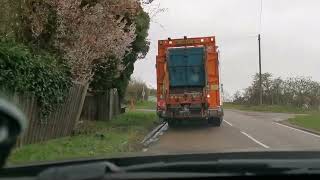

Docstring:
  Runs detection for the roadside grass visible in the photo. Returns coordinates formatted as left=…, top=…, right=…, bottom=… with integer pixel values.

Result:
left=224, top=103, right=320, bottom=133
left=288, top=113, right=320, bottom=132
left=8, top=111, right=158, bottom=165
left=135, top=100, right=156, bottom=110
left=224, top=102, right=312, bottom=113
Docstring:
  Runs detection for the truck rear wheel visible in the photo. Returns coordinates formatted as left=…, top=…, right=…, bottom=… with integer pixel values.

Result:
left=208, top=117, right=222, bottom=127
left=216, top=117, right=222, bottom=127
left=167, top=119, right=178, bottom=127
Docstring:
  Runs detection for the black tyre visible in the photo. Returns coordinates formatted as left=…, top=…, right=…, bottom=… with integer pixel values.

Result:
left=158, top=117, right=165, bottom=123
left=216, top=117, right=222, bottom=127
left=208, top=117, right=222, bottom=127
left=208, top=117, right=215, bottom=127
left=167, top=119, right=178, bottom=127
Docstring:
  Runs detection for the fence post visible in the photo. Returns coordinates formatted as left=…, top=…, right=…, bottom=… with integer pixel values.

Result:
left=73, top=82, right=89, bottom=127
left=114, top=89, right=120, bottom=115
left=109, top=89, right=114, bottom=120
left=96, top=91, right=109, bottom=121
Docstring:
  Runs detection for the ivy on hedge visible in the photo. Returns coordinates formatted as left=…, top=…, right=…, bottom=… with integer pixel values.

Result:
left=0, top=39, right=71, bottom=120
left=90, top=56, right=118, bottom=92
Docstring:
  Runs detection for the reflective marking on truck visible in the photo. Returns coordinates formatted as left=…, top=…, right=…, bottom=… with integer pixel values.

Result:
left=211, top=84, right=219, bottom=90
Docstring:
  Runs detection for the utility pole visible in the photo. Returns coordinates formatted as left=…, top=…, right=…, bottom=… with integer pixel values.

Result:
left=258, top=34, right=263, bottom=105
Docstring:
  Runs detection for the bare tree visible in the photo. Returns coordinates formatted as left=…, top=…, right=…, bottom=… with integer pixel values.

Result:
left=125, top=78, right=149, bottom=101
left=233, top=73, right=320, bottom=109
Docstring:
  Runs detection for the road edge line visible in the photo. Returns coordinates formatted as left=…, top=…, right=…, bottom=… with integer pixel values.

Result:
left=274, top=122, right=320, bottom=138
left=223, top=119, right=233, bottom=126
left=141, top=122, right=167, bottom=144
left=241, top=131, right=270, bottom=149
left=141, top=122, right=168, bottom=147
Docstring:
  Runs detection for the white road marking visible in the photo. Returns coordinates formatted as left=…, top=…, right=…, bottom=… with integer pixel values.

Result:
left=223, top=119, right=233, bottom=126
left=142, top=148, right=148, bottom=152
left=241, top=131, right=270, bottom=149
left=274, top=122, right=320, bottom=138
left=272, top=118, right=283, bottom=122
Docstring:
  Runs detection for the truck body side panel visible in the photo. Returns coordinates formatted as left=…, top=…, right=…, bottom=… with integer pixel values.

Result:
left=206, top=46, right=220, bottom=109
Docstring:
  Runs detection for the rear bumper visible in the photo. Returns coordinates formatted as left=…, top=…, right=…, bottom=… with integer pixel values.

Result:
left=157, top=107, right=224, bottom=120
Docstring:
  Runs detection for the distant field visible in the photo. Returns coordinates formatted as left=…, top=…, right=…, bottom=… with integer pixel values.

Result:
left=135, top=100, right=156, bottom=109
left=288, top=113, right=320, bottom=132
left=8, top=111, right=158, bottom=165
left=224, top=102, right=320, bottom=133
left=224, top=103, right=312, bottom=113
left=135, top=101, right=314, bottom=113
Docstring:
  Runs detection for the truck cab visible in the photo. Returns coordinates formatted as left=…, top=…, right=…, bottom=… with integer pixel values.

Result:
left=156, top=36, right=223, bottom=126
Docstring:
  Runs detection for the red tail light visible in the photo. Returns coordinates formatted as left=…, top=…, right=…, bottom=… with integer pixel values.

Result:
left=157, top=100, right=166, bottom=109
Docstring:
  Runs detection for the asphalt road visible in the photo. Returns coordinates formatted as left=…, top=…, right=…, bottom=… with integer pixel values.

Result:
left=147, top=109, right=320, bottom=154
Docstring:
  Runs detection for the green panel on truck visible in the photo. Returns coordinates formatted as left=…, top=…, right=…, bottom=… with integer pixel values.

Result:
left=167, top=47, right=205, bottom=87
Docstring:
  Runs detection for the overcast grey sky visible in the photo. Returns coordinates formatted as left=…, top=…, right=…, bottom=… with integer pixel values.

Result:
left=133, top=0, right=320, bottom=96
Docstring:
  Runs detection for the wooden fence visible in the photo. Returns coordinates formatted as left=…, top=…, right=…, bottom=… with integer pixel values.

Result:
left=8, top=82, right=89, bottom=146
left=80, top=88, right=120, bottom=121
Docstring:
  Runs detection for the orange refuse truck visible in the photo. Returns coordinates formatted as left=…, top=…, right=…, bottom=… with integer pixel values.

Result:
left=156, top=36, right=223, bottom=126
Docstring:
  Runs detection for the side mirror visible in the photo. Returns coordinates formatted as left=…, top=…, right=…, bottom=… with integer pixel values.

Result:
left=0, top=99, right=27, bottom=168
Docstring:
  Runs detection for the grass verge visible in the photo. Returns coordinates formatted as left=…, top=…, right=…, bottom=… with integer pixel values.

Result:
left=224, top=103, right=312, bottom=113
left=8, top=111, right=158, bottom=165
left=225, top=103, right=320, bottom=133
left=135, top=100, right=156, bottom=110
left=288, top=113, right=320, bottom=132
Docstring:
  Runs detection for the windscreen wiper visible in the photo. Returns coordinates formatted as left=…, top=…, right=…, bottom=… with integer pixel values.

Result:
left=122, top=159, right=320, bottom=175
left=35, top=159, right=320, bottom=180
left=37, top=160, right=259, bottom=180
left=122, top=161, right=279, bottom=175
left=38, top=161, right=121, bottom=180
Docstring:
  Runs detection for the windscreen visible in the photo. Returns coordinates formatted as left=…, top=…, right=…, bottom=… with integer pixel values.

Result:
left=2, top=0, right=320, bottom=170
left=167, top=47, right=205, bottom=87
